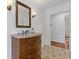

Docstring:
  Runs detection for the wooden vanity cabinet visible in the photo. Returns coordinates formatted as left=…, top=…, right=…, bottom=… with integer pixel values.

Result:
left=12, top=34, right=41, bottom=59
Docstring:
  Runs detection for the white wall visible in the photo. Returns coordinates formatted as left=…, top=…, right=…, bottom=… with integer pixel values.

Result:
left=7, top=0, right=44, bottom=59
left=51, top=13, right=70, bottom=43
left=43, top=1, right=71, bottom=45
left=65, top=15, right=71, bottom=36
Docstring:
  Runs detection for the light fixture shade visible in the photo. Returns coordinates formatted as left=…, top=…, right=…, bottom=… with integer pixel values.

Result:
left=7, top=0, right=12, bottom=10
left=32, top=10, right=36, bottom=17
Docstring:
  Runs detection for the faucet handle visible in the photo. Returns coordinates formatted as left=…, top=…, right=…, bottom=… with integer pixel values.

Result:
left=25, top=30, right=29, bottom=34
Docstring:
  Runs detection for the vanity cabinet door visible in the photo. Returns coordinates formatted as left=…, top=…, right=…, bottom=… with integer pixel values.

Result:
left=19, top=38, right=32, bottom=59
left=31, top=36, right=41, bottom=59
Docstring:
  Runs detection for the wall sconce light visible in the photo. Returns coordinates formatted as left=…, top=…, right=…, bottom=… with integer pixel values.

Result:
left=32, top=10, right=36, bottom=18
left=7, top=0, right=12, bottom=10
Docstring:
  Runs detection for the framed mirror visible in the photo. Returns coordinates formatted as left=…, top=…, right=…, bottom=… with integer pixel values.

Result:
left=16, top=1, right=31, bottom=28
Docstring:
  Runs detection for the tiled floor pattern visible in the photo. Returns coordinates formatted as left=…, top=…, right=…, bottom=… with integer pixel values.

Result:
left=41, top=45, right=70, bottom=59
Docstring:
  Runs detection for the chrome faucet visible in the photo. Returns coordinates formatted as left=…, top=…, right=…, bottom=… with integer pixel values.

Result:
left=25, top=30, right=29, bottom=34
left=17, top=30, right=30, bottom=35
left=21, top=30, right=25, bottom=35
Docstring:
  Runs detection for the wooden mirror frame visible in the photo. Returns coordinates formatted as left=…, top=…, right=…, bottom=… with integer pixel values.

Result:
left=16, top=1, right=31, bottom=28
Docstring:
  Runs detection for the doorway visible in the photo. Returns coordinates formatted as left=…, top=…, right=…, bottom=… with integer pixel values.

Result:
left=51, top=12, right=71, bottom=49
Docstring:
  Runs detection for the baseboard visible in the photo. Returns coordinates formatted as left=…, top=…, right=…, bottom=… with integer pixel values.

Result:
left=51, top=41, right=65, bottom=48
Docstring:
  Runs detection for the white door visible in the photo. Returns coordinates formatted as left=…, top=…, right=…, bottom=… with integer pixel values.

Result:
left=51, top=12, right=70, bottom=43
left=51, top=13, right=65, bottom=43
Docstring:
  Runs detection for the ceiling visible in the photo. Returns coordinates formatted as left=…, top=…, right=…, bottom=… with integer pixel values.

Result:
left=29, top=0, right=71, bottom=9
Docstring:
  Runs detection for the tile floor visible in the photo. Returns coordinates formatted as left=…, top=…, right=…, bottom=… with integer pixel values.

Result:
left=41, top=45, right=71, bottom=59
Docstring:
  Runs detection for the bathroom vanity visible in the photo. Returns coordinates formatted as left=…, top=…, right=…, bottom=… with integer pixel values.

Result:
left=12, top=33, right=41, bottom=59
